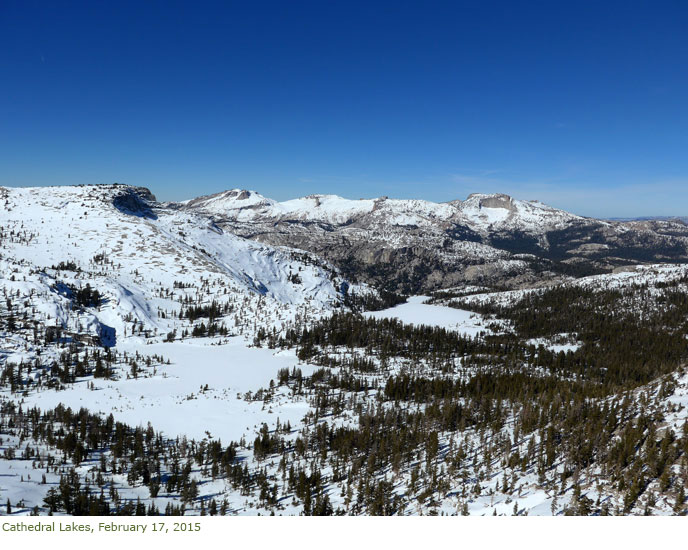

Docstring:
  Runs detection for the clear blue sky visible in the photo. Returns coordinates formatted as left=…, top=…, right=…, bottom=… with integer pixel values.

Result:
left=1, top=0, right=687, bottom=217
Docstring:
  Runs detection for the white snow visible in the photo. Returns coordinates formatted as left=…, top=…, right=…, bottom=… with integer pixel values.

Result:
left=19, top=338, right=318, bottom=443
left=3, top=183, right=688, bottom=517
left=363, top=296, right=489, bottom=337
left=184, top=188, right=584, bottom=234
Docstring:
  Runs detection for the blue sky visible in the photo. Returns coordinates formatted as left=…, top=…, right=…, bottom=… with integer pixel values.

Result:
left=1, top=0, right=687, bottom=217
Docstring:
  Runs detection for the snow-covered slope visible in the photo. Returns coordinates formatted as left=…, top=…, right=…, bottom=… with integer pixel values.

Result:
left=455, top=193, right=585, bottom=232
left=0, top=183, right=370, bottom=516
left=0, top=184, right=356, bottom=345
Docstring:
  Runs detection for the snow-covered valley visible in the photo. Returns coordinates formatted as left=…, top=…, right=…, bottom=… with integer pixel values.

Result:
left=2, top=184, right=688, bottom=517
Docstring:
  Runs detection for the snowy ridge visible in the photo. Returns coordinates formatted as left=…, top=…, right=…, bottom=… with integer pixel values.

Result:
left=183, top=188, right=583, bottom=233
left=450, top=262, right=688, bottom=310
left=180, top=187, right=688, bottom=294
left=456, top=192, right=586, bottom=232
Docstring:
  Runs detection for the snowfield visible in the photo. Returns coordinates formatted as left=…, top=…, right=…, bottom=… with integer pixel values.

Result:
left=18, top=338, right=319, bottom=444
left=363, top=296, right=492, bottom=337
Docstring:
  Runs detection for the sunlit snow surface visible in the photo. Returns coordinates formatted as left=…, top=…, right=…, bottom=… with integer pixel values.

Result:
left=185, top=188, right=585, bottom=233
left=20, top=338, right=318, bottom=443
left=363, top=296, right=490, bottom=337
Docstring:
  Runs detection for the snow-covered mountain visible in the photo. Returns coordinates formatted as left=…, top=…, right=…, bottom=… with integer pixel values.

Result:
left=2, top=183, right=688, bottom=517
left=181, top=189, right=583, bottom=233
left=0, top=184, right=362, bottom=347
left=180, top=189, right=688, bottom=293
left=454, top=193, right=585, bottom=232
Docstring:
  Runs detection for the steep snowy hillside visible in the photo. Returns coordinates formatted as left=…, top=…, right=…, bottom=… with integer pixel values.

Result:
left=0, top=184, right=358, bottom=344
left=0, top=183, right=375, bottom=516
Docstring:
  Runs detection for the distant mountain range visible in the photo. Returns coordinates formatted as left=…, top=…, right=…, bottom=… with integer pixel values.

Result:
left=176, top=188, right=688, bottom=293
left=606, top=216, right=688, bottom=222
left=2, top=183, right=686, bottom=297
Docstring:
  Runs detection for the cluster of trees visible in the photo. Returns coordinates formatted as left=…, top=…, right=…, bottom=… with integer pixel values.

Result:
left=180, top=300, right=231, bottom=322
left=0, top=402, right=239, bottom=515
left=65, top=283, right=103, bottom=309
left=342, top=289, right=407, bottom=312
left=187, top=321, right=230, bottom=338
left=0, top=346, right=165, bottom=390
left=453, top=284, right=688, bottom=390
left=249, top=279, right=688, bottom=514
left=274, top=313, right=481, bottom=360
left=51, top=261, right=80, bottom=272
